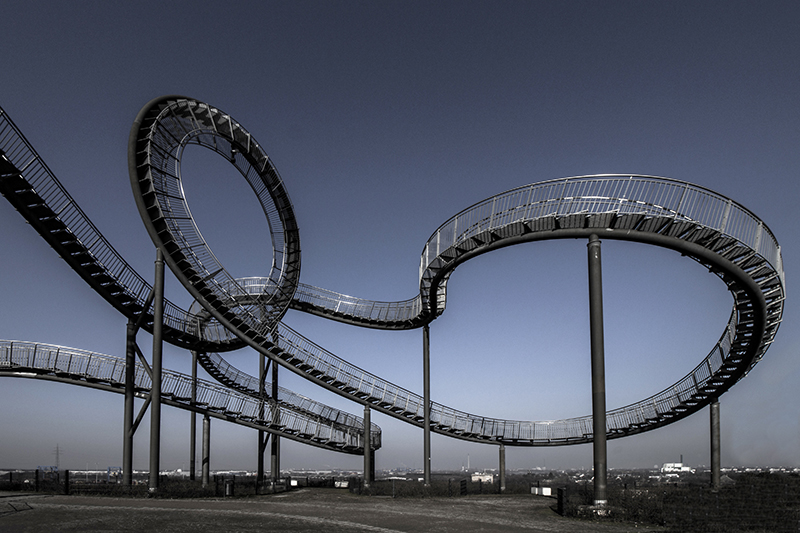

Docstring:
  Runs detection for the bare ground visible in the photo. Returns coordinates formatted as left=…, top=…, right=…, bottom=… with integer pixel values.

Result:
left=0, top=489, right=663, bottom=532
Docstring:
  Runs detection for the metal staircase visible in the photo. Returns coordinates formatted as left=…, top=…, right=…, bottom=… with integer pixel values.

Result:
left=0, top=340, right=375, bottom=453
left=2, top=96, right=785, bottom=449
left=0, top=109, right=241, bottom=353
left=197, top=177, right=784, bottom=445
left=0, top=104, right=376, bottom=452
left=194, top=351, right=378, bottom=444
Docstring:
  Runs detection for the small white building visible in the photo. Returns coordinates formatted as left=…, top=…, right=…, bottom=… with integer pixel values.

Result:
left=661, top=462, right=695, bottom=474
left=471, top=472, right=494, bottom=484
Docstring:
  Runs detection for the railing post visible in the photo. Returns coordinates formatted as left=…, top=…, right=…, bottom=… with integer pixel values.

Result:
left=423, top=324, right=431, bottom=487
left=588, top=234, right=607, bottom=507
left=149, top=249, right=164, bottom=494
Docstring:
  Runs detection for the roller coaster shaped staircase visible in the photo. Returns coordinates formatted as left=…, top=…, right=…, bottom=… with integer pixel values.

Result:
left=0, top=96, right=784, bottom=456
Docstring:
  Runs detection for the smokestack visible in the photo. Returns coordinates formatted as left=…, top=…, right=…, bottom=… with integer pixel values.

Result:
left=680, top=454, right=683, bottom=464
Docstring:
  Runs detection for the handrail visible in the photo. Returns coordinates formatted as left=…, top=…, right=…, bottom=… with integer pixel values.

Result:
left=0, top=340, right=377, bottom=451
left=0, top=108, right=241, bottom=351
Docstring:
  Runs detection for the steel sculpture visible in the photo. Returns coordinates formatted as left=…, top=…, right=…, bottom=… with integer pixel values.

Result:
left=0, top=103, right=380, bottom=459
left=0, top=340, right=372, bottom=452
left=0, top=96, right=785, bottom=464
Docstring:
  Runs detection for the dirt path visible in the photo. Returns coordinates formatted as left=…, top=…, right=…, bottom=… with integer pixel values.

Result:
left=0, top=489, right=663, bottom=532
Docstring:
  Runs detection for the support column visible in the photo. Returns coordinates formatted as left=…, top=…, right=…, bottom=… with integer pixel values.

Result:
left=588, top=234, right=607, bottom=506
left=423, top=324, right=431, bottom=487
left=257, top=354, right=266, bottom=492
left=190, top=351, right=198, bottom=481
left=123, top=321, right=136, bottom=486
left=148, top=249, right=165, bottom=494
left=710, top=399, right=721, bottom=490
left=499, top=443, right=506, bottom=494
left=364, top=405, right=372, bottom=488
left=270, top=358, right=280, bottom=485
left=201, top=414, right=210, bottom=487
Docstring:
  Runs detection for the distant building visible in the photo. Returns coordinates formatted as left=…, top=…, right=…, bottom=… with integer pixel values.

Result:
left=661, top=462, right=695, bottom=474
left=471, top=473, right=494, bottom=483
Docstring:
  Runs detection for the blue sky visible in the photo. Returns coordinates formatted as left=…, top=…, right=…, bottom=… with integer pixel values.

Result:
left=1, top=1, right=798, bottom=473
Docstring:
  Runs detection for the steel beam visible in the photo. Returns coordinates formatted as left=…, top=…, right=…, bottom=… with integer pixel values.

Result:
left=123, top=321, right=136, bottom=486
left=257, top=353, right=266, bottom=491
left=710, top=399, right=721, bottom=490
left=423, top=324, right=431, bottom=487
left=148, top=249, right=165, bottom=494
left=190, top=351, right=197, bottom=481
left=270, top=358, right=280, bottom=485
left=588, top=234, right=607, bottom=506
left=202, top=414, right=210, bottom=487
left=364, top=405, right=372, bottom=488
left=499, top=444, right=506, bottom=493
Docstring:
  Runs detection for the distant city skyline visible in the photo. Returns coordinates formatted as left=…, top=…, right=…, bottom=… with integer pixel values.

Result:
left=1, top=1, right=798, bottom=474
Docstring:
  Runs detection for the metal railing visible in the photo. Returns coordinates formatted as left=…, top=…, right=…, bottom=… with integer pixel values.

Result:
left=0, top=107, right=240, bottom=349
left=134, top=98, right=301, bottom=338
left=0, top=340, right=371, bottom=450
left=198, top=351, right=380, bottom=448
left=292, top=283, right=423, bottom=325
left=420, top=176, right=782, bottom=306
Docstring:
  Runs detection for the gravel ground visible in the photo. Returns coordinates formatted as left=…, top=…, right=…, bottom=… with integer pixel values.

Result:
left=0, top=489, right=663, bottom=532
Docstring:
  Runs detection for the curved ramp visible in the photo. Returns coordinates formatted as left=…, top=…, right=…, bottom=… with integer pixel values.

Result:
left=0, top=105, right=378, bottom=453
left=0, top=340, right=379, bottom=453
left=130, top=97, right=784, bottom=445
left=2, top=97, right=786, bottom=449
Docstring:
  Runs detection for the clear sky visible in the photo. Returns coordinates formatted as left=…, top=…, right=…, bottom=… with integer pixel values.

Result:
left=1, top=1, right=798, bottom=474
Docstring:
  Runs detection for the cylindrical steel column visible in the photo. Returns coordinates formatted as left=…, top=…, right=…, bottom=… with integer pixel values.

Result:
left=499, top=443, right=506, bottom=494
left=123, top=320, right=136, bottom=486
left=364, top=405, right=372, bottom=488
left=148, top=249, right=165, bottom=494
left=270, top=358, right=280, bottom=484
left=201, top=414, right=210, bottom=487
left=710, top=399, right=721, bottom=490
left=257, top=354, right=266, bottom=491
left=588, top=234, right=607, bottom=506
left=423, top=324, right=431, bottom=487
left=190, top=351, right=197, bottom=481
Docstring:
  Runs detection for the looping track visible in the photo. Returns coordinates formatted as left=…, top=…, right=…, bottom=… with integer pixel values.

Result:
left=1, top=96, right=785, bottom=449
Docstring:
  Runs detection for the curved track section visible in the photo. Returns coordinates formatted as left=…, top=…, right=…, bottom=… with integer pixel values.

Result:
left=132, top=96, right=783, bottom=446
left=129, top=95, right=301, bottom=344
left=2, top=97, right=785, bottom=449
left=0, top=105, right=376, bottom=453
left=0, top=340, right=379, bottom=453
left=0, top=107, right=241, bottom=352
left=281, top=177, right=784, bottom=442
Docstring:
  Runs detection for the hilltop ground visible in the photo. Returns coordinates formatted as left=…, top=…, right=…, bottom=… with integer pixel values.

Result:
left=0, top=488, right=661, bottom=532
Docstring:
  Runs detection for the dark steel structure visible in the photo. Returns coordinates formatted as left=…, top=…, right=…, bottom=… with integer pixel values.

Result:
left=0, top=97, right=785, bottom=487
